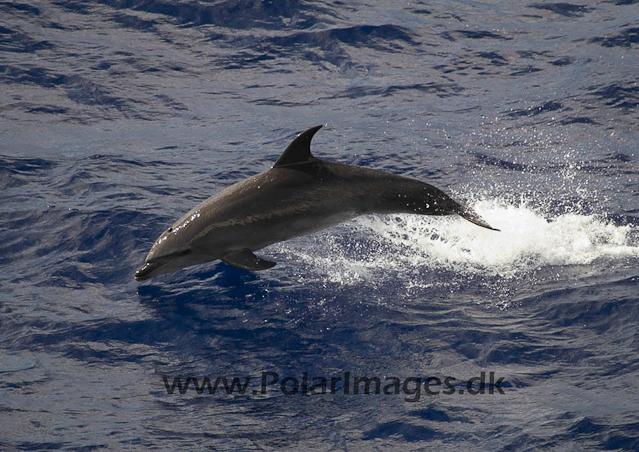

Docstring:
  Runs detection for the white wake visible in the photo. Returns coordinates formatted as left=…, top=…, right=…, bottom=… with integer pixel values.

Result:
left=276, top=199, right=639, bottom=285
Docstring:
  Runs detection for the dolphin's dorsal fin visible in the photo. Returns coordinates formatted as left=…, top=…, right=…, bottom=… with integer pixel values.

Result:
left=273, top=125, right=323, bottom=168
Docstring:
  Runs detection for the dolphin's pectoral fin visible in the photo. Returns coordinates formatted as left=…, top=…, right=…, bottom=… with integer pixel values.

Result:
left=221, top=249, right=277, bottom=271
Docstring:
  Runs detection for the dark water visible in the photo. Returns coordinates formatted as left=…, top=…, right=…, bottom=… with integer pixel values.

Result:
left=2, top=0, right=639, bottom=450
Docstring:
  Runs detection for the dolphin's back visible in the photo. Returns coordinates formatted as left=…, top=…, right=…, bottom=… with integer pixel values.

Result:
left=181, top=159, right=468, bottom=254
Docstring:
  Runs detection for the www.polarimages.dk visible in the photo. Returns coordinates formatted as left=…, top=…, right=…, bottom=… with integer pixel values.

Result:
left=162, top=371, right=506, bottom=402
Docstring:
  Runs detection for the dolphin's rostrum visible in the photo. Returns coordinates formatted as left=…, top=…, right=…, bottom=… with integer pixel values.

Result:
left=135, top=126, right=497, bottom=281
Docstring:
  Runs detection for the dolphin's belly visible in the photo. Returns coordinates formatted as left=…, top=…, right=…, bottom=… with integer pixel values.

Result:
left=249, top=209, right=358, bottom=250
left=191, top=199, right=358, bottom=255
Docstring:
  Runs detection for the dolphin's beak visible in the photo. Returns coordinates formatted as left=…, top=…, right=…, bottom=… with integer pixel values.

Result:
left=134, top=248, right=193, bottom=281
left=134, top=261, right=165, bottom=281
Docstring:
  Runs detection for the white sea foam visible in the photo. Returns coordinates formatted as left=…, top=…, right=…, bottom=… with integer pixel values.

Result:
left=277, top=199, right=639, bottom=285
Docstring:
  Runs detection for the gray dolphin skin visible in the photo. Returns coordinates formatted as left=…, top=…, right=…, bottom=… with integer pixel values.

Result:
left=135, top=126, right=498, bottom=281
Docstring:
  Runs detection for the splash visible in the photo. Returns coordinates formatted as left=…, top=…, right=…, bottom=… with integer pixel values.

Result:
left=277, top=199, right=639, bottom=285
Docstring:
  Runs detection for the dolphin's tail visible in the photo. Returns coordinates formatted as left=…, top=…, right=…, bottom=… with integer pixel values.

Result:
left=384, top=180, right=500, bottom=231
left=418, top=182, right=499, bottom=231
left=457, top=205, right=499, bottom=231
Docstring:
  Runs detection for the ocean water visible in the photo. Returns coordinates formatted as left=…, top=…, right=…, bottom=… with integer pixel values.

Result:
left=1, top=0, right=639, bottom=450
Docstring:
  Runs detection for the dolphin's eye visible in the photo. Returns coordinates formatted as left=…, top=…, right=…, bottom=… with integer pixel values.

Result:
left=167, top=227, right=173, bottom=232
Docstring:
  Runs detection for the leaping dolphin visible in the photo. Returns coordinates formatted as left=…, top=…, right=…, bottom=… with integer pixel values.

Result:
left=135, top=125, right=497, bottom=281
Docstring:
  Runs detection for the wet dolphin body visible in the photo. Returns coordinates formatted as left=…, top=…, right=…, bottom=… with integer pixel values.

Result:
left=135, top=126, right=497, bottom=281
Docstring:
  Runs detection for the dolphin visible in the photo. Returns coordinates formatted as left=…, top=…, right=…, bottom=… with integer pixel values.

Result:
left=135, top=125, right=497, bottom=281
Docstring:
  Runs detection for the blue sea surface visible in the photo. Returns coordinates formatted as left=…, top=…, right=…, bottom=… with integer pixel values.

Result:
left=1, top=0, right=639, bottom=450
